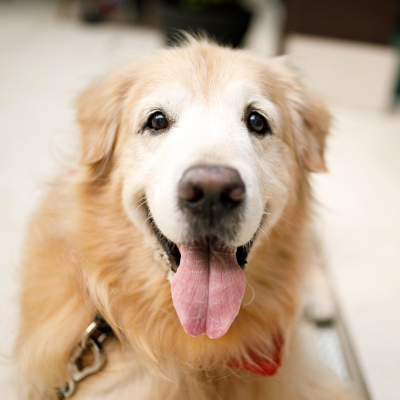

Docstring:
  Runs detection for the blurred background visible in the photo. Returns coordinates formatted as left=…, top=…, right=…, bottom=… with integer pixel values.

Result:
left=0, top=0, right=399, bottom=399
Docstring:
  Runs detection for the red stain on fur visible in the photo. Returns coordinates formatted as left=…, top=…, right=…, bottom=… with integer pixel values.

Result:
left=227, top=334, right=283, bottom=377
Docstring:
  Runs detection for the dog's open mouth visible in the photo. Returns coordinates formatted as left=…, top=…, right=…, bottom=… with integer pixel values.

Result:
left=149, top=216, right=254, bottom=339
left=153, top=222, right=252, bottom=273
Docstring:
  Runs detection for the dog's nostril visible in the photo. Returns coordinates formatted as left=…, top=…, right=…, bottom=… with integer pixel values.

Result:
left=178, top=184, right=204, bottom=203
left=222, top=186, right=246, bottom=203
left=189, top=187, right=204, bottom=203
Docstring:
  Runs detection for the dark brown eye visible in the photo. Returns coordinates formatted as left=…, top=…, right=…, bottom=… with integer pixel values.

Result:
left=247, top=112, right=271, bottom=135
left=148, top=112, right=168, bottom=131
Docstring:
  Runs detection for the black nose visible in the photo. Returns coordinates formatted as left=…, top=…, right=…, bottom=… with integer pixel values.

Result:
left=177, top=165, right=245, bottom=219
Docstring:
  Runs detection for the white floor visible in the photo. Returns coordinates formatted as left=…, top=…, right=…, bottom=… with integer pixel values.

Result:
left=1, top=1, right=399, bottom=399
left=314, top=107, right=400, bottom=400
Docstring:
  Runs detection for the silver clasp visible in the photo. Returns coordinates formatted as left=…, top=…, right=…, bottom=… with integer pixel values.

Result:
left=57, top=318, right=111, bottom=399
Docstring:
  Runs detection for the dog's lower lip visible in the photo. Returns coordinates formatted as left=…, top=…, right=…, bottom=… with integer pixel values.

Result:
left=156, top=231, right=181, bottom=272
left=155, top=226, right=250, bottom=272
left=146, top=214, right=252, bottom=271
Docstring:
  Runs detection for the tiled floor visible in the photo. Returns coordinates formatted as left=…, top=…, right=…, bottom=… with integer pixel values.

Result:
left=1, top=1, right=399, bottom=399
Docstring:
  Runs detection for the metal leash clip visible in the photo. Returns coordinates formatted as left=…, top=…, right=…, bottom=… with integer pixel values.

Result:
left=57, top=317, right=113, bottom=399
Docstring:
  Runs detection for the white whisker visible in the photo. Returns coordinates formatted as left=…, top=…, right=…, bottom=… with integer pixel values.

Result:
left=258, top=226, right=270, bottom=252
left=243, top=280, right=255, bottom=306
left=132, top=197, right=148, bottom=214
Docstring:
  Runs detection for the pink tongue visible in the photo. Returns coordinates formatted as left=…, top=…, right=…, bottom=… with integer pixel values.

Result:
left=171, top=240, right=246, bottom=339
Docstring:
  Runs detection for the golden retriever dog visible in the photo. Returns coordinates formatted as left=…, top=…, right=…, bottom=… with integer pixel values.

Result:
left=16, top=38, right=359, bottom=400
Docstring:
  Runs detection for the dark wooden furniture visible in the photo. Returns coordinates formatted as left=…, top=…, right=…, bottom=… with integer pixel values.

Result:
left=283, top=0, right=399, bottom=45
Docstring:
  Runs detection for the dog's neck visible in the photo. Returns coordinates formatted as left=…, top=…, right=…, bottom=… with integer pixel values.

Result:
left=57, top=314, right=284, bottom=398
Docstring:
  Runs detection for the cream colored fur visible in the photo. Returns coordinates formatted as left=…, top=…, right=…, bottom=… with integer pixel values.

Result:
left=16, top=39, right=359, bottom=400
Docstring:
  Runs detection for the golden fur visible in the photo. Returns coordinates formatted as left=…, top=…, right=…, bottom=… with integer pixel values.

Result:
left=16, top=39, right=358, bottom=400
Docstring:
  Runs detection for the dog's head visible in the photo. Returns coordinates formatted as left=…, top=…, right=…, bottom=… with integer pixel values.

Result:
left=76, top=39, right=329, bottom=366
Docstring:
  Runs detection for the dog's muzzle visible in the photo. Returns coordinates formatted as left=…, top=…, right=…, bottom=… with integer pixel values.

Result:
left=151, top=164, right=252, bottom=272
left=151, top=165, right=254, bottom=338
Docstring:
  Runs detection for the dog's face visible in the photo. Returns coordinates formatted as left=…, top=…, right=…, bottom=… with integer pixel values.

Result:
left=122, top=71, right=287, bottom=249
left=77, top=41, right=329, bottom=347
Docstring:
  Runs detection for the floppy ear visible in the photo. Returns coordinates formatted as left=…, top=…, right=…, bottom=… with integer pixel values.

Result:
left=76, top=67, right=134, bottom=178
left=271, top=59, right=330, bottom=173
left=293, top=88, right=330, bottom=173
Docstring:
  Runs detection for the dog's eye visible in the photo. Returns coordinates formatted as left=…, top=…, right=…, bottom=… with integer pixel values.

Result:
left=247, top=112, right=271, bottom=135
left=148, top=112, right=169, bottom=131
